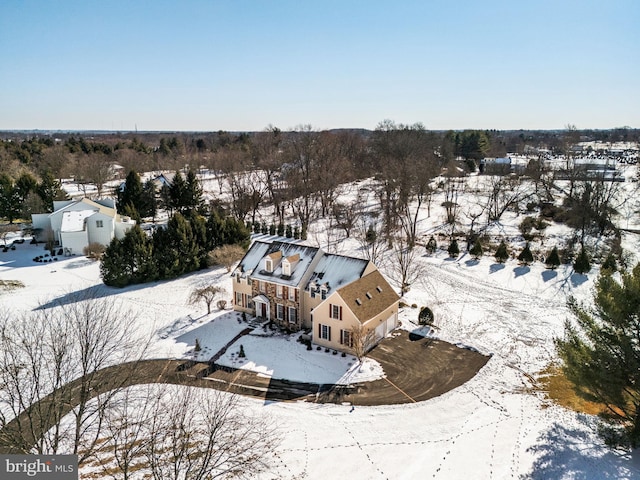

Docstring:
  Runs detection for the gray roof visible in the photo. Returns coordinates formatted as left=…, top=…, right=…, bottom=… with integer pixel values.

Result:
left=305, top=253, right=369, bottom=295
left=235, top=240, right=321, bottom=288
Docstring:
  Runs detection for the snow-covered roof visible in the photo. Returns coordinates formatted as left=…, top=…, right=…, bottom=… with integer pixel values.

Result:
left=51, top=197, right=116, bottom=218
left=236, top=240, right=321, bottom=288
left=305, top=253, right=369, bottom=295
left=60, top=210, right=96, bottom=232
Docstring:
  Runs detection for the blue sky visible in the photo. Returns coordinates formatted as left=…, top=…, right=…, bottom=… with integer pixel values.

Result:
left=1, top=0, right=638, bottom=131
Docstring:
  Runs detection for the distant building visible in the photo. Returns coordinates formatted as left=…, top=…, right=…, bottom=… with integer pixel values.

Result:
left=31, top=198, right=135, bottom=255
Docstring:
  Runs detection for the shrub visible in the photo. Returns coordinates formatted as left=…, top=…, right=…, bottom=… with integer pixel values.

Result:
left=574, top=247, right=591, bottom=274
left=425, top=236, right=437, bottom=255
left=545, top=246, right=561, bottom=270
left=518, top=242, right=534, bottom=266
left=239, top=344, right=246, bottom=358
left=217, top=299, right=227, bottom=310
left=448, top=239, right=460, bottom=258
left=418, top=306, right=434, bottom=326
left=495, top=241, right=509, bottom=263
left=83, top=242, right=106, bottom=260
left=519, top=217, right=536, bottom=239
left=602, top=252, right=617, bottom=272
left=195, top=338, right=201, bottom=352
left=470, top=239, right=483, bottom=259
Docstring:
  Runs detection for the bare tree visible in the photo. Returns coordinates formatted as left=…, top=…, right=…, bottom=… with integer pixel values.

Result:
left=0, top=293, right=147, bottom=462
left=189, top=285, right=223, bottom=315
left=485, top=175, right=532, bottom=223
left=145, top=385, right=279, bottom=480
left=349, top=323, right=377, bottom=367
left=208, top=244, right=246, bottom=273
left=356, top=216, right=387, bottom=265
left=388, top=234, right=426, bottom=296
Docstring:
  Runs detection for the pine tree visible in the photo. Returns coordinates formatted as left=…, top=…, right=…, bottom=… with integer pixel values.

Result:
left=545, top=246, right=561, bottom=270
left=118, top=170, right=144, bottom=214
left=574, top=246, right=591, bottom=274
left=425, top=236, right=437, bottom=255
left=447, top=239, right=459, bottom=258
left=518, top=242, right=534, bottom=266
left=556, top=263, right=640, bottom=448
left=37, top=171, right=67, bottom=212
left=169, top=171, right=186, bottom=213
left=494, top=240, right=509, bottom=264
left=469, top=239, right=483, bottom=260
left=100, top=237, right=129, bottom=287
left=183, top=169, right=203, bottom=214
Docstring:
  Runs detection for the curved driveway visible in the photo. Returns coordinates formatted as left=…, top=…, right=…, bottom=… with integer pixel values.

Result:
left=0, top=330, right=489, bottom=453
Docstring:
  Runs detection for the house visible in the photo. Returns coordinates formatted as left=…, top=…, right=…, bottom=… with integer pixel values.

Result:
left=31, top=198, right=136, bottom=255
left=232, top=240, right=400, bottom=353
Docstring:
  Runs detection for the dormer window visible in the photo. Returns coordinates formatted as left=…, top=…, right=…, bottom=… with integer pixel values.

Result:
left=282, top=260, right=291, bottom=276
left=265, top=258, right=273, bottom=272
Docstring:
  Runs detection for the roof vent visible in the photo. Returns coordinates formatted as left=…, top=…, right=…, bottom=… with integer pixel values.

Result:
left=366, top=292, right=372, bottom=299
left=355, top=298, right=362, bottom=306
left=376, top=286, right=382, bottom=293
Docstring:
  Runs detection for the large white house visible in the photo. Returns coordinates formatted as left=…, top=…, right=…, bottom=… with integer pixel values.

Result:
left=31, top=198, right=135, bottom=255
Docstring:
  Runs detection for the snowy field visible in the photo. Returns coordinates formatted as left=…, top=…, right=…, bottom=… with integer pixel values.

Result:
left=2, top=168, right=640, bottom=478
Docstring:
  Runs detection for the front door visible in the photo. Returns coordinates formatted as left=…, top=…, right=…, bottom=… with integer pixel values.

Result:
left=260, top=303, right=267, bottom=318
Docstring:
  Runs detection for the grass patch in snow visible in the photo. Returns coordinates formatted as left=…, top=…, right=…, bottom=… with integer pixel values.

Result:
left=537, top=364, right=606, bottom=416
left=0, top=279, right=25, bottom=290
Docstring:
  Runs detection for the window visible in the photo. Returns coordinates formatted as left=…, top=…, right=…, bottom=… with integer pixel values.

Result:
left=340, top=329, right=353, bottom=347
left=265, top=259, right=273, bottom=272
left=321, top=289, right=327, bottom=300
left=288, top=307, right=297, bottom=324
left=310, top=290, right=316, bottom=299
left=276, top=304, right=284, bottom=320
left=96, top=220, right=103, bottom=228
left=319, top=324, right=331, bottom=340
left=236, top=273, right=241, bottom=283
left=259, top=281, right=266, bottom=293
left=330, top=304, right=342, bottom=320
left=288, top=287, right=296, bottom=301
left=236, top=292, right=242, bottom=306
left=282, top=261, right=291, bottom=276
left=276, top=285, right=283, bottom=298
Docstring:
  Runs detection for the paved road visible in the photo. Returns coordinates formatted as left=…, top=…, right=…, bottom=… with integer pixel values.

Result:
left=0, top=330, right=489, bottom=453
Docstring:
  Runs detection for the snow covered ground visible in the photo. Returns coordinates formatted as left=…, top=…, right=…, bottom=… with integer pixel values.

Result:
left=2, top=168, right=640, bottom=478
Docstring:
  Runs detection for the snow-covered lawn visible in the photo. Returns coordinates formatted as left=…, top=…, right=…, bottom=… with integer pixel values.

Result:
left=2, top=187, right=640, bottom=477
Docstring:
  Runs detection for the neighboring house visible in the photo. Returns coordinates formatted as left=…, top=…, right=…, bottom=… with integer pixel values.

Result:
left=31, top=198, right=136, bottom=255
left=232, top=240, right=400, bottom=353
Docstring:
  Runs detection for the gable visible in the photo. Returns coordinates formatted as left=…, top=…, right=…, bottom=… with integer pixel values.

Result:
left=335, top=270, right=399, bottom=323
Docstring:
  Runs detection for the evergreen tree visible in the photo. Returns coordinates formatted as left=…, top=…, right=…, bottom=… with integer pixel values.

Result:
left=154, top=212, right=200, bottom=278
left=574, top=246, right=591, bottom=274
left=100, top=237, right=129, bottom=287
left=121, top=225, right=156, bottom=283
left=182, top=169, right=203, bottom=214
left=118, top=170, right=144, bottom=214
left=447, top=239, right=459, bottom=258
left=470, top=239, right=483, bottom=260
left=169, top=171, right=187, bottom=213
left=556, top=263, right=640, bottom=448
left=545, top=246, right=561, bottom=270
left=140, top=178, right=157, bottom=219
left=37, top=171, right=67, bottom=212
left=425, top=236, right=437, bottom=255
left=495, top=240, right=509, bottom=263
left=602, top=252, right=618, bottom=272
left=0, top=174, right=21, bottom=223
left=277, top=223, right=285, bottom=237
left=518, top=242, right=534, bottom=266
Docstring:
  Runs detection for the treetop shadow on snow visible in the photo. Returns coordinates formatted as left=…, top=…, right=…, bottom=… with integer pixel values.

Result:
left=489, top=263, right=505, bottom=274
left=514, top=265, right=531, bottom=277
left=542, top=270, right=558, bottom=282
left=570, top=273, right=589, bottom=288
left=522, top=419, right=639, bottom=479
left=33, top=283, right=148, bottom=310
